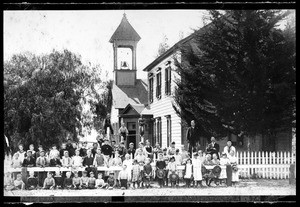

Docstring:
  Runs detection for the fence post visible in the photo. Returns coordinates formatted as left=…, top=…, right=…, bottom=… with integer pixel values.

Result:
left=289, top=164, right=296, bottom=185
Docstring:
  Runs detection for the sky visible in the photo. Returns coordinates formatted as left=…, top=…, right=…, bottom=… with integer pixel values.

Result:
left=4, top=10, right=209, bottom=81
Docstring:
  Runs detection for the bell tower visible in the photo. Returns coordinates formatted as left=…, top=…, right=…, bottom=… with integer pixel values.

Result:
left=109, top=13, right=141, bottom=86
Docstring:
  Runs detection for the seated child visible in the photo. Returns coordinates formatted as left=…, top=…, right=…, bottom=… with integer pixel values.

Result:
left=87, top=171, right=96, bottom=189
left=4, top=172, right=15, bottom=191
left=22, top=150, right=36, bottom=167
left=11, top=153, right=22, bottom=180
left=143, top=158, right=152, bottom=188
left=167, top=156, right=178, bottom=188
left=14, top=173, right=25, bottom=190
left=106, top=172, right=116, bottom=190
left=54, top=170, right=63, bottom=189
left=72, top=171, right=82, bottom=189
left=61, top=151, right=72, bottom=168
left=184, top=158, right=193, bottom=188
left=203, top=154, right=213, bottom=166
left=27, top=171, right=38, bottom=190
left=72, top=149, right=83, bottom=168
left=95, top=173, right=107, bottom=189
left=50, top=154, right=62, bottom=167
left=43, top=172, right=55, bottom=190
left=131, top=159, right=140, bottom=189
left=63, top=171, right=73, bottom=190
left=211, top=153, right=220, bottom=165
left=118, top=165, right=129, bottom=190
left=81, top=171, right=89, bottom=189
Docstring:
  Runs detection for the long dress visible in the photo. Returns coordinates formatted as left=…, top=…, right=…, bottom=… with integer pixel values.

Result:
left=123, top=159, right=133, bottom=181
left=192, top=158, right=202, bottom=181
left=131, top=164, right=140, bottom=182
left=229, top=156, right=239, bottom=182
left=219, top=158, right=230, bottom=179
left=184, top=163, right=193, bottom=179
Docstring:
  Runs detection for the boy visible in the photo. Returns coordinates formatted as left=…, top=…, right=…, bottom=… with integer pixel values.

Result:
left=131, top=159, right=140, bottom=189
left=49, top=144, right=60, bottom=159
left=43, top=172, right=55, bottom=190
left=72, top=171, right=82, bottom=189
left=54, top=170, right=63, bottom=189
left=61, top=151, right=72, bottom=167
left=81, top=171, right=89, bottom=189
left=59, top=143, right=67, bottom=159
left=35, top=145, right=44, bottom=159
left=29, top=144, right=36, bottom=159
left=36, top=150, right=48, bottom=187
left=156, top=153, right=166, bottom=188
left=14, top=173, right=25, bottom=190
left=143, top=158, right=152, bottom=188
left=106, top=172, right=116, bottom=190
left=27, top=171, right=38, bottom=190
left=118, top=165, right=129, bottom=190
left=80, top=142, right=88, bottom=157
left=63, top=171, right=73, bottom=190
left=87, top=171, right=96, bottom=189
left=95, top=173, right=107, bottom=189
left=22, top=150, right=36, bottom=167
left=50, top=153, right=62, bottom=167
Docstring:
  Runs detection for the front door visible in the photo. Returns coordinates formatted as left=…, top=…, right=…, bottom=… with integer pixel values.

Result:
left=127, top=122, right=137, bottom=149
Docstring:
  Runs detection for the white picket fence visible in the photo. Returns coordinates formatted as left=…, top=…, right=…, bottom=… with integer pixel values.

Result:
left=236, top=151, right=296, bottom=179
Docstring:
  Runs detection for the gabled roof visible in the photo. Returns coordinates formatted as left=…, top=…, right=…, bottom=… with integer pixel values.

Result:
left=111, top=79, right=148, bottom=109
left=120, top=104, right=146, bottom=116
left=109, top=13, right=141, bottom=43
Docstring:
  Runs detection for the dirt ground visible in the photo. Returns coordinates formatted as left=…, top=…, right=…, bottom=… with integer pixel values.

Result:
left=4, top=179, right=295, bottom=197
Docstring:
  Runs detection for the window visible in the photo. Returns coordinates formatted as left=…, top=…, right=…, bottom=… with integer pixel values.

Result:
left=153, top=119, right=157, bottom=144
left=165, top=66, right=171, bottom=95
left=149, top=76, right=154, bottom=103
left=156, top=71, right=162, bottom=99
left=156, top=117, right=162, bottom=146
left=166, top=115, right=172, bottom=147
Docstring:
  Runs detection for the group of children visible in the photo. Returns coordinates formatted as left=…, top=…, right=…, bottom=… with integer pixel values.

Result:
left=5, top=140, right=239, bottom=191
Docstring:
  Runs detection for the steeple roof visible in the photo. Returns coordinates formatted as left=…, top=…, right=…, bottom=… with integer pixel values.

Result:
left=109, top=13, right=141, bottom=43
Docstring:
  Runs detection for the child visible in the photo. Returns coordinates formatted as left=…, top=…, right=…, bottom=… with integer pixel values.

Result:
left=83, top=149, right=96, bottom=176
left=63, top=171, right=73, bottom=190
left=118, top=165, right=129, bottom=190
left=61, top=151, right=72, bottom=167
left=229, top=150, right=239, bottom=186
left=122, top=153, right=133, bottom=184
left=14, top=173, right=25, bottom=190
left=29, top=144, right=36, bottom=159
left=112, top=151, right=122, bottom=187
left=155, top=153, right=166, bottom=188
left=138, top=161, right=145, bottom=188
left=59, top=143, right=67, bottom=159
left=43, top=172, right=55, bottom=190
left=135, top=149, right=146, bottom=163
left=93, top=148, right=105, bottom=167
left=4, top=172, right=15, bottom=191
left=180, top=145, right=190, bottom=164
left=36, top=150, right=48, bottom=187
left=143, top=158, right=152, bottom=188
left=192, top=153, right=203, bottom=187
left=203, top=154, right=213, bottom=166
left=11, top=153, right=22, bottom=168
left=72, top=149, right=83, bottom=169
left=81, top=171, right=89, bottom=189
left=167, top=156, right=178, bottom=187
left=212, top=153, right=220, bottom=165
left=174, top=149, right=183, bottom=182
left=16, top=144, right=26, bottom=163
left=54, top=170, right=63, bottom=189
left=95, top=173, right=107, bottom=189
left=49, top=144, right=60, bottom=159
left=35, top=145, right=44, bottom=159
left=72, top=171, right=82, bottom=189
left=131, top=159, right=140, bottom=189
left=106, top=172, right=116, bottom=190
left=219, top=152, right=230, bottom=185
left=50, top=154, right=62, bottom=167
left=184, top=158, right=193, bottom=188
left=27, top=171, right=38, bottom=190
left=87, top=171, right=96, bottom=189
left=22, top=150, right=36, bottom=167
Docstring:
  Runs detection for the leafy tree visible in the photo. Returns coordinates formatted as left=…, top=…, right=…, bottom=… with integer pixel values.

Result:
left=4, top=50, right=109, bottom=152
left=173, top=10, right=295, bottom=150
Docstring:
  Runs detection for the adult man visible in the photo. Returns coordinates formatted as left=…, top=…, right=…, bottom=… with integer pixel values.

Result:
left=103, top=114, right=114, bottom=140
left=186, top=120, right=199, bottom=155
left=223, top=140, right=236, bottom=157
left=206, top=137, right=220, bottom=159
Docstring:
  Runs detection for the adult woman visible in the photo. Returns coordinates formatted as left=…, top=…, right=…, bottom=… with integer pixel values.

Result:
left=223, top=140, right=236, bottom=157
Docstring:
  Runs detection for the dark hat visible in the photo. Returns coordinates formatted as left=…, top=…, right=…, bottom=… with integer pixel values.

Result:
left=129, top=142, right=134, bottom=145
left=176, top=149, right=180, bottom=152
left=27, top=150, right=32, bottom=154
left=193, top=153, right=199, bottom=157
left=109, top=172, right=114, bottom=175
left=170, top=156, right=175, bottom=161
left=171, top=141, right=175, bottom=145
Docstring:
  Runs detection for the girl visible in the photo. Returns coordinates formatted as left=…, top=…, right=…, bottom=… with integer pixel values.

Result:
left=29, top=144, right=36, bottom=160
left=135, top=149, right=146, bottom=163
left=72, top=149, right=83, bottom=168
left=184, top=158, right=193, bottom=188
left=155, top=153, right=166, bottom=188
left=61, top=151, right=72, bottom=167
left=112, top=151, right=123, bottom=187
left=72, top=171, right=82, bottom=189
left=27, top=171, right=38, bottom=190
left=229, top=150, right=239, bottom=185
left=118, top=121, right=129, bottom=143
left=143, top=158, right=152, bottom=188
left=131, top=159, right=140, bottom=189
left=95, top=173, right=107, bottom=189
left=16, top=144, right=26, bottom=164
left=14, top=173, right=25, bottom=190
left=4, top=172, right=15, bottom=191
left=134, top=142, right=146, bottom=157
left=144, top=140, right=154, bottom=160
left=219, top=152, right=230, bottom=185
left=211, top=153, right=220, bottom=165
left=192, top=153, right=203, bottom=187
left=49, top=144, right=60, bottom=159
left=11, top=153, right=22, bottom=168
left=54, top=170, right=63, bottom=189
left=167, top=156, right=178, bottom=187
left=122, top=153, right=133, bottom=184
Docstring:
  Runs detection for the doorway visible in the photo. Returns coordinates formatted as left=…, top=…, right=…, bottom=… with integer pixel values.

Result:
left=127, top=122, right=137, bottom=149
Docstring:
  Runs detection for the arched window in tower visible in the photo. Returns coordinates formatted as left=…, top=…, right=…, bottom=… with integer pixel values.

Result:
left=117, top=47, right=132, bottom=70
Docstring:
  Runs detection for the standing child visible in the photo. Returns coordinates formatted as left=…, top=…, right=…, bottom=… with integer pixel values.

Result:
left=112, top=151, right=122, bottom=188
left=27, top=171, right=38, bottom=190
left=167, top=156, right=178, bottom=188
left=155, top=153, right=166, bottom=188
left=81, top=171, right=89, bottom=189
left=143, top=158, right=152, bottom=188
left=219, top=152, right=230, bottom=185
left=72, top=171, right=82, bottom=189
left=54, top=170, right=63, bottom=189
left=36, top=150, right=48, bottom=187
left=95, top=173, right=107, bottom=189
left=87, top=171, right=96, bottom=189
left=184, top=158, right=193, bottom=188
left=122, top=153, right=133, bottom=187
left=131, top=159, right=140, bottom=189
left=118, top=165, right=129, bottom=190
left=106, top=172, right=116, bottom=190
left=63, top=171, right=73, bottom=190
left=4, top=172, right=15, bottom=191
left=14, top=173, right=25, bottom=190
left=43, top=172, right=55, bottom=190
left=229, top=151, right=239, bottom=186
left=192, top=153, right=203, bottom=187
left=138, top=161, right=145, bottom=188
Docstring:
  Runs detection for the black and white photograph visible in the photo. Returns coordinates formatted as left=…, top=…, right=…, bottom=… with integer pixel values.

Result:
left=3, top=3, right=296, bottom=203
